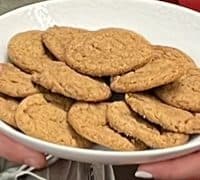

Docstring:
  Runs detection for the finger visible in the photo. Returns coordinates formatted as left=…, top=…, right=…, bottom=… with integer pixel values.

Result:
left=0, top=132, right=46, bottom=168
left=135, top=151, right=200, bottom=179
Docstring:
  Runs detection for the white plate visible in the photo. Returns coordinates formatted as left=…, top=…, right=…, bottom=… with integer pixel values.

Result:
left=0, top=0, right=200, bottom=165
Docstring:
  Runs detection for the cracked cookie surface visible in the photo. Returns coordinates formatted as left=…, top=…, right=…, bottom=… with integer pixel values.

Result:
left=155, top=68, right=200, bottom=112
left=8, top=31, right=50, bottom=73
left=32, top=61, right=111, bottom=102
left=8, top=30, right=111, bottom=102
left=68, top=102, right=146, bottom=151
left=152, top=46, right=197, bottom=70
left=42, top=93, right=74, bottom=110
left=126, top=93, right=200, bottom=134
left=0, top=63, right=39, bottom=97
left=42, top=26, right=87, bottom=61
left=65, top=28, right=152, bottom=77
left=153, top=46, right=200, bottom=111
left=107, top=101, right=189, bottom=148
left=16, top=94, right=91, bottom=147
left=0, top=94, right=18, bottom=127
left=111, top=57, right=182, bottom=93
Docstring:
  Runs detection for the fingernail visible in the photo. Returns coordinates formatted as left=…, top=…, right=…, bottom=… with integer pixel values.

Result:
left=135, top=170, right=153, bottom=179
left=24, top=158, right=40, bottom=168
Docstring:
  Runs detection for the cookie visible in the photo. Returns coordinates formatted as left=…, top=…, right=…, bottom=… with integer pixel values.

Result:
left=32, top=61, right=111, bottom=102
left=125, top=93, right=200, bottom=134
left=8, top=31, right=49, bottom=73
left=68, top=102, right=146, bottom=151
left=16, top=94, right=91, bottom=147
left=152, top=45, right=197, bottom=70
left=155, top=68, right=200, bottom=112
left=43, top=93, right=73, bottom=110
left=0, top=94, right=18, bottom=127
left=107, top=101, right=189, bottom=148
left=111, top=57, right=182, bottom=93
left=0, top=63, right=39, bottom=97
left=65, top=28, right=152, bottom=77
left=42, top=26, right=87, bottom=61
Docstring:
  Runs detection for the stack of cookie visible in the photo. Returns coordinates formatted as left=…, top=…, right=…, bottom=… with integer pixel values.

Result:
left=0, top=26, right=199, bottom=151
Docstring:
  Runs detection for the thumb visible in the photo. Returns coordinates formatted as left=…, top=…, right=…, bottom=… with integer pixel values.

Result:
left=0, top=132, right=46, bottom=168
left=135, top=151, right=200, bottom=180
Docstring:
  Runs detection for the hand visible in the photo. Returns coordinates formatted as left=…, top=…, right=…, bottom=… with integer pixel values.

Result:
left=135, top=151, right=200, bottom=179
left=0, top=132, right=46, bottom=168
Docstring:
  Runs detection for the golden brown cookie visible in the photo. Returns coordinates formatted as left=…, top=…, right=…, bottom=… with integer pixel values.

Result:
left=152, top=45, right=197, bottom=70
left=107, top=101, right=189, bottom=148
left=65, top=28, right=152, bottom=77
left=8, top=31, right=49, bottom=73
left=43, top=93, right=73, bottom=110
left=16, top=94, right=91, bottom=147
left=32, top=61, right=111, bottom=102
left=155, top=68, right=200, bottom=112
left=0, top=63, right=39, bottom=97
left=111, top=57, right=182, bottom=93
left=68, top=102, right=146, bottom=151
left=110, top=45, right=195, bottom=93
left=42, top=26, right=87, bottom=61
left=8, top=31, right=111, bottom=102
left=0, top=94, right=18, bottom=127
left=125, top=93, right=200, bottom=134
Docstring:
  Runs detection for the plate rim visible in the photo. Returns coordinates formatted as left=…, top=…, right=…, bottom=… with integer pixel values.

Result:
left=0, top=117, right=199, bottom=157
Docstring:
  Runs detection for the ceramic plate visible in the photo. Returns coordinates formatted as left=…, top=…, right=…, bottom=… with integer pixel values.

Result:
left=0, top=0, right=200, bottom=165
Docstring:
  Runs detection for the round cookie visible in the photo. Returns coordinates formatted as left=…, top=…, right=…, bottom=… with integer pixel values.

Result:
left=16, top=94, right=91, bottom=148
left=0, top=63, right=39, bottom=97
left=107, top=101, right=189, bottom=149
left=65, top=28, right=152, bottom=77
left=155, top=68, right=200, bottom=112
left=152, top=45, right=197, bottom=70
left=0, top=94, right=18, bottom=127
left=125, top=93, right=200, bottom=134
left=8, top=31, right=49, bottom=73
left=32, top=61, right=111, bottom=102
left=42, top=26, right=87, bottom=61
left=68, top=102, right=146, bottom=151
left=111, top=57, right=182, bottom=93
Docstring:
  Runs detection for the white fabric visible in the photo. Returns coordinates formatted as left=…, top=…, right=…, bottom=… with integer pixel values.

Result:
left=0, top=159, right=115, bottom=180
